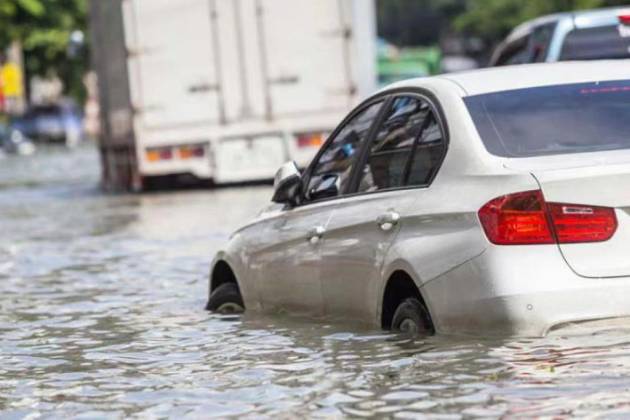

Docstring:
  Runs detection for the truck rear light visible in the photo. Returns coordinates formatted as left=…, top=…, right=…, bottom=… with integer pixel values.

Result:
left=146, top=147, right=173, bottom=162
left=478, top=190, right=617, bottom=245
left=178, top=145, right=205, bottom=159
left=146, top=144, right=205, bottom=162
left=296, top=132, right=325, bottom=149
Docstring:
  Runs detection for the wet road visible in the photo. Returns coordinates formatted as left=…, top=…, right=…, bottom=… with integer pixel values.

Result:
left=3, top=146, right=630, bottom=418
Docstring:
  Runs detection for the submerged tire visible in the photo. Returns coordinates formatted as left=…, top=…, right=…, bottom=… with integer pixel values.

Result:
left=206, top=283, right=245, bottom=314
left=391, top=298, right=433, bottom=336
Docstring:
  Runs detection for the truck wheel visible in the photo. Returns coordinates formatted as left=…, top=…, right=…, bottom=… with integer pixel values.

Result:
left=392, top=298, right=433, bottom=336
left=206, top=283, right=244, bottom=314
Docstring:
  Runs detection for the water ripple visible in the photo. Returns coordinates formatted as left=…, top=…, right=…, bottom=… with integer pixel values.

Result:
left=2, top=147, right=630, bottom=417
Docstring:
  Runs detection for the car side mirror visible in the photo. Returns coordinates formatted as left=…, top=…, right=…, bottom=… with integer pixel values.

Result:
left=272, top=161, right=301, bottom=205
left=308, top=173, right=339, bottom=201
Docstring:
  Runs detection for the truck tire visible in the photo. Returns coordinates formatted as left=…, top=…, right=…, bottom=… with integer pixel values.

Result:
left=392, top=298, right=433, bottom=336
left=206, top=283, right=244, bottom=314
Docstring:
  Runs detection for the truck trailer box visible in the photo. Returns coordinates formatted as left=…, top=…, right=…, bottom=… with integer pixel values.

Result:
left=90, top=0, right=377, bottom=191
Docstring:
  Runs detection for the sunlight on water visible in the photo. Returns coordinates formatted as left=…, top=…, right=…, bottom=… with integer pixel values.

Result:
left=2, top=146, right=630, bottom=418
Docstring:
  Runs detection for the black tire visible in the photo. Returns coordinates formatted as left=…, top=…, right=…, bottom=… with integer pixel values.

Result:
left=206, top=283, right=245, bottom=314
left=391, top=298, right=433, bottom=336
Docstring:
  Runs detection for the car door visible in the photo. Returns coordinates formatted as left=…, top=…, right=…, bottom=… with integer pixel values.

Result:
left=253, top=100, right=385, bottom=315
left=319, top=94, right=448, bottom=322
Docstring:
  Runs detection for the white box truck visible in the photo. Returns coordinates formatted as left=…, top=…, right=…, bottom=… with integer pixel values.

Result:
left=90, top=0, right=377, bottom=191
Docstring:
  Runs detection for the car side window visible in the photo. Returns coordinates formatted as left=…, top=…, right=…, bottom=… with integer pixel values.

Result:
left=495, top=36, right=531, bottom=66
left=406, top=113, right=445, bottom=186
left=357, top=95, right=445, bottom=193
left=357, top=97, right=430, bottom=192
left=531, top=23, right=556, bottom=63
left=305, top=101, right=384, bottom=202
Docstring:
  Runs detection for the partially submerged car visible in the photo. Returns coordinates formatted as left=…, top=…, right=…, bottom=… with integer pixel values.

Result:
left=491, top=7, right=630, bottom=66
left=207, top=61, right=630, bottom=337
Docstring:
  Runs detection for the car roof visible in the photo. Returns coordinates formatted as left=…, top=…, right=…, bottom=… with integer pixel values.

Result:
left=386, top=60, right=630, bottom=97
left=572, top=6, right=630, bottom=28
left=502, top=6, right=630, bottom=46
left=505, top=13, right=567, bottom=42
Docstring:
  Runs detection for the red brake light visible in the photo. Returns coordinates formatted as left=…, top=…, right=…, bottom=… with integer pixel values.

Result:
left=479, top=190, right=554, bottom=245
left=619, top=14, right=630, bottom=25
left=478, top=190, right=617, bottom=245
left=193, top=146, right=205, bottom=157
left=160, top=149, right=173, bottom=160
left=547, top=203, right=617, bottom=243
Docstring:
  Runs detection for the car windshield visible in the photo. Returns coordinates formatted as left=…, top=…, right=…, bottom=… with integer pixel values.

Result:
left=465, top=80, right=630, bottom=158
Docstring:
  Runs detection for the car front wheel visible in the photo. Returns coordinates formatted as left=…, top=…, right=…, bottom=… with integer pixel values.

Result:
left=391, top=298, right=433, bottom=336
left=206, top=283, right=245, bottom=314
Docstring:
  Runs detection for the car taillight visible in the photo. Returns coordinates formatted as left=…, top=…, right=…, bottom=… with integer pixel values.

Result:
left=619, top=13, right=630, bottom=25
left=478, top=190, right=617, bottom=245
left=479, top=190, right=554, bottom=245
left=547, top=203, right=617, bottom=243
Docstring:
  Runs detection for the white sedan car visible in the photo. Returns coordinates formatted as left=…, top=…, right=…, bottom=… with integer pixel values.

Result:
left=207, top=61, right=630, bottom=337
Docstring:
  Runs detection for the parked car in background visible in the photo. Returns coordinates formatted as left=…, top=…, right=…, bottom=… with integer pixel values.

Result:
left=10, top=101, right=83, bottom=147
left=207, top=61, right=630, bottom=337
left=490, top=7, right=630, bottom=66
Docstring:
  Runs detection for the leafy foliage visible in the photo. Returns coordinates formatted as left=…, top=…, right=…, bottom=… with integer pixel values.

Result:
left=454, top=0, right=630, bottom=42
left=0, top=0, right=88, bottom=101
left=378, top=0, right=630, bottom=46
left=378, top=0, right=450, bottom=46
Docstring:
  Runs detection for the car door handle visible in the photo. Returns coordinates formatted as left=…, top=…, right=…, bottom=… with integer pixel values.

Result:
left=306, top=226, right=326, bottom=245
left=377, top=211, right=400, bottom=231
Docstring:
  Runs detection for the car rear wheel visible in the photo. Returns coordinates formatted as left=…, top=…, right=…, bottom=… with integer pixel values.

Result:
left=391, top=298, right=433, bottom=336
left=206, top=283, right=244, bottom=314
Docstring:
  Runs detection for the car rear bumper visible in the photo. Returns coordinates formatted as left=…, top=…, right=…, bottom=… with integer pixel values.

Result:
left=421, top=244, right=630, bottom=337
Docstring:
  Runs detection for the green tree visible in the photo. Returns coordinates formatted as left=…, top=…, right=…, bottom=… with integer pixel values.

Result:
left=455, top=0, right=630, bottom=42
left=378, top=0, right=445, bottom=46
left=378, top=0, right=630, bottom=47
left=0, top=0, right=88, bottom=102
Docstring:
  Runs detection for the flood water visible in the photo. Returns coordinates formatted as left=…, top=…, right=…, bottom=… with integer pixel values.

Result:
left=3, top=146, right=630, bottom=418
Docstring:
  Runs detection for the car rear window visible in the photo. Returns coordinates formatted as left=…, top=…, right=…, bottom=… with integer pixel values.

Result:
left=465, top=80, right=630, bottom=158
left=560, top=25, right=630, bottom=60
